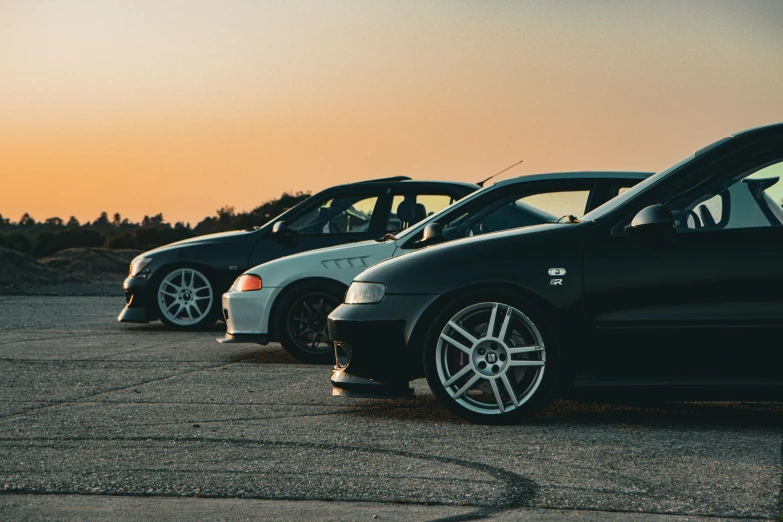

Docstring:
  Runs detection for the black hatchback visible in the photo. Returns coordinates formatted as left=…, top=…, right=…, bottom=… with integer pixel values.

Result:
left=329, top=122, right=783, bottom=424
left=118, top=177, right=476, bottom=329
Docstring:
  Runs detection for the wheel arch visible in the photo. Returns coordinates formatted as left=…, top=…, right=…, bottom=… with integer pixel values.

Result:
left=268, top=276, right=349, bottom=340
left=406, top=281, right=568, bottom=381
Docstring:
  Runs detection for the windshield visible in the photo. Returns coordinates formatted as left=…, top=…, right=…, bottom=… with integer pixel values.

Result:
left=394, top=181, right=564, bottom=244
left=582, top=136, right=735, bottom=222
left=394, top=184, right=494, bottom=239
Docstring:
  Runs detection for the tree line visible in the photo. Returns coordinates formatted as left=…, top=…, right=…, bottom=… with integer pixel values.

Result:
left=0, top=191, right=310, bottom=258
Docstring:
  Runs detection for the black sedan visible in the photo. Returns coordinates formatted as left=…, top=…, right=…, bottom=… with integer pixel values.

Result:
left=329, top=122, right=783, bottom=424
left=118, top=177, right=476, bottom=329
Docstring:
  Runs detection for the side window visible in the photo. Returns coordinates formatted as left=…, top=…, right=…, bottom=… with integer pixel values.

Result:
left=671, top=160, right=783, bottom=231
left=387, top=194, right=454, bottom=231
left=429, top=189, right=585, bottom=241
left=288, top=195, right=379, bottom=235
left=518, top=190, right=591, bottom=219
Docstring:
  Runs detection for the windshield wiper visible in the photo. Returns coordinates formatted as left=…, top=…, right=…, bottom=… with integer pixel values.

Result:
left=376, top=232, right=398, bottom=242
left=557, top=215, right=582, bottom=224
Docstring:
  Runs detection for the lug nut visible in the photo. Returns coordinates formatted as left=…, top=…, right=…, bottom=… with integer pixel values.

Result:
left=499, top=353, right=506, bottom=361
left=477, top=361, right=487, bottom=370
left=478, top=347, right=486, bottom=355
left=492, top=365, right=499, bottom=373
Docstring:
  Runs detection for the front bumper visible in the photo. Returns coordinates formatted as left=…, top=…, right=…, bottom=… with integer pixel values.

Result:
left=330, top=368, right=414, bottom=398
left=221, top=287, right=281, bottom=342
left=217, top=332, right=269, bottom=344
left=117, top=275, right=152, bottom=323
left=327, top=293, right=439, bottom=383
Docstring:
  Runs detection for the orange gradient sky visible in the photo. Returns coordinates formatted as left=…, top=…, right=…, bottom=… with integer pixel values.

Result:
left=1, top=0, right=782, bottom=225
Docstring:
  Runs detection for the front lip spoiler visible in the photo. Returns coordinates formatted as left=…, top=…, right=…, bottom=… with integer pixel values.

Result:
left=217, top=333, right=269, bottom=345
left=330, top=368, right=413, bottom=398
left=117, top=306, right=150, bottom=323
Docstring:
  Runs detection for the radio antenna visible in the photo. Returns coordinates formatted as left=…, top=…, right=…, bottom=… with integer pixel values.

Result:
left=476, top=159, right=524, bottom=187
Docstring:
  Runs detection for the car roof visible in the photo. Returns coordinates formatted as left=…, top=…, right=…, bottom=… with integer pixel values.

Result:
left=328, top=177, right=479, bottom=190
left=491, top=170, right=653, bottom=188
left=730, top=121, right=783, bottom=138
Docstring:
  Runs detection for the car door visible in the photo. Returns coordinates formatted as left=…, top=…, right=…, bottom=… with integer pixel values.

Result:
left=248, top=187, right=390, bottom=267
left=582, top=157, right=783, bottom=381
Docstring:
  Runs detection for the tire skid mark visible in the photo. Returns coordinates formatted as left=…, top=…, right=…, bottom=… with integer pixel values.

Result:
left=0, top=353, right=263, bottom=421
left=0, top=435, right=539, bottom=508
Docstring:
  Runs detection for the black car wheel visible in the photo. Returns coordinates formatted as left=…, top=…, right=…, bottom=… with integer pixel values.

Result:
left=423, top=291, right=559, bottom=424
left=155, top=266, right=219, bottom=330
left=276, top=281, right=344, bottom=364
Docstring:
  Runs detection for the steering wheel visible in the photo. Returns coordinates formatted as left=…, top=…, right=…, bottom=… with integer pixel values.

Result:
left=679, top=209, right=702, bottom=229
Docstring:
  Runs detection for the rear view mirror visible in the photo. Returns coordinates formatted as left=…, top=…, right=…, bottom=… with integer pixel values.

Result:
left=420, top=222, right=444, bottom=244
left=628, top=204, right=674, bottom=235
left=272, top=220, right=287, bottom=234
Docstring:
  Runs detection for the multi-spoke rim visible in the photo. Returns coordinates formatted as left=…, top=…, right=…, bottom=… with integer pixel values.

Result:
left=435, top=302, right=545, bottom=415
left=288, top=292, right=339, bottom=354
left=158, top=268, right=214, bottom=326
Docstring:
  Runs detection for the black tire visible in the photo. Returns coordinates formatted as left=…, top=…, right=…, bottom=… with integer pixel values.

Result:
left=423, top=290, right=560, bottom=424
left=154, top=266, right=220, bottom=330
left=276, top=280, right=345, bottom=364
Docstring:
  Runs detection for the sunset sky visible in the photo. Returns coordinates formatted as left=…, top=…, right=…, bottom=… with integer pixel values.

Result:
left=1, top=0, right=782, bottom=225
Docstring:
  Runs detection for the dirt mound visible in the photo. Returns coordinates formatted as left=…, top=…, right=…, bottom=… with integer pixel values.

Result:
left=40, top=248, right=142, bottom=282
left=0, top=247, right=142, bottom=294
left=0, top=248, right=61, bottom=288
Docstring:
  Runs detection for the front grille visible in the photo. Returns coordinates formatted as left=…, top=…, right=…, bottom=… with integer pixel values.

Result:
left=334, top=342, right=352, bottom=369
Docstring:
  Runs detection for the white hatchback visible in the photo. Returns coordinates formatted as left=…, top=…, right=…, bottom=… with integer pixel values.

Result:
left=219, top=171, right=651, bottom=363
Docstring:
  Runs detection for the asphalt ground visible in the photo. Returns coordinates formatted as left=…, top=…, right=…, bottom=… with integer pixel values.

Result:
left=0, top=296, right=781, bottom=521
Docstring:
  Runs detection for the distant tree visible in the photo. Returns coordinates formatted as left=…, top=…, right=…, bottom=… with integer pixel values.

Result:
left=141, top=213, right=164, bottom=227
left=217, top=205, right=235, bottom=220
left=2, top=191, right=310, bottom=257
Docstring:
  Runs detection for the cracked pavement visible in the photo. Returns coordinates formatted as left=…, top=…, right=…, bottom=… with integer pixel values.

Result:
left=0, top=296, right=781, bottom=520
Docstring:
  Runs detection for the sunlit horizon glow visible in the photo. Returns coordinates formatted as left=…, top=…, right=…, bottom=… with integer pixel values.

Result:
left=1, top=0, right=782, bottom=225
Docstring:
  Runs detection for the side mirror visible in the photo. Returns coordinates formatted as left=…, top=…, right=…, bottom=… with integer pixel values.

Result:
left=421, top=222, right=444, bottom=244
left=272, top=220, right=287, bottom=234
left=628, top=204, right=674, bottom=235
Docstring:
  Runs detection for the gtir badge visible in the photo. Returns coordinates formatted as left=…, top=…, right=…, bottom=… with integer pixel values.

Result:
left=548, top=268, right=565, bottom=286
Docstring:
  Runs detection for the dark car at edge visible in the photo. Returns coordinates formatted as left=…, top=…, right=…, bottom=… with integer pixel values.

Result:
left=118, top=177, right=477, bottom=329
left=328, top=122, right=783, bottom=424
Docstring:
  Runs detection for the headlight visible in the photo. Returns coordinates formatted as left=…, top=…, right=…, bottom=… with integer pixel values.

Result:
left=129, top=257, right=153, bottom=277
left=345, top=282, right=385, bottom=304
left=234, top=274, right=263, bottom=292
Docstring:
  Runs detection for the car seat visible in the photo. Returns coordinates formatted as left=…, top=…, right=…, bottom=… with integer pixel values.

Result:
left=396, top=198, right=428, bottom=228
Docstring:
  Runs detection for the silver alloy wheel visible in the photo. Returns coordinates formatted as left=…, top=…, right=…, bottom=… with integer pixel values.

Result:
left=158, top=268, right=214, bottom=326
left=435, top=302, right=546, bottom=415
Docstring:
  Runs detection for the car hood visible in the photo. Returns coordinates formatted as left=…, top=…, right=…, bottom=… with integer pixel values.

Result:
left=355, top=222, right=590, bottom=295
left=140, top=229, right=259, bottom=257
left=244, top=239, right=397, bottom=288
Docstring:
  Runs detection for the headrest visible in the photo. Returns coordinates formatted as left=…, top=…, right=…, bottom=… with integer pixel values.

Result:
left=396, top=199, right=416, bottom=223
